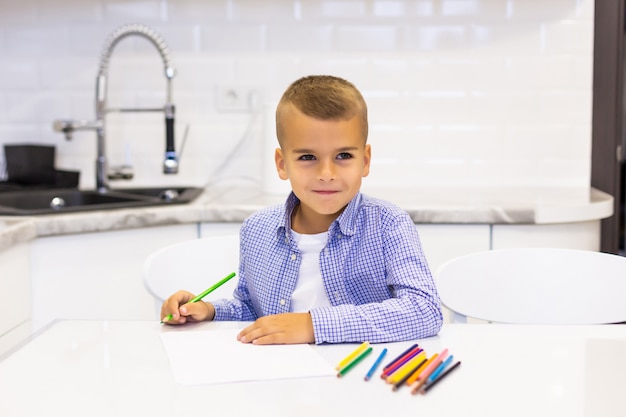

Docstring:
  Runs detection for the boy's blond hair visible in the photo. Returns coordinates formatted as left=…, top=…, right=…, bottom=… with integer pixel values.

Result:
left=276, top=75, right=368, bottom=146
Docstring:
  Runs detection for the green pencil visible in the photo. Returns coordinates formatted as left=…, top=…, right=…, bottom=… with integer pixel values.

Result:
left=337, top=346, right=373, bottom=377
left=160, top=271, right=236, bottom=323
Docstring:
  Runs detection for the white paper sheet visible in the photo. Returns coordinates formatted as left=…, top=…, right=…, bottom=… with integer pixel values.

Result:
left=160, top=329, right=336, bottom=385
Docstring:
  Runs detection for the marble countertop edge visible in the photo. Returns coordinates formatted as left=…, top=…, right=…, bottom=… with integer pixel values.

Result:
left=533, top=188, right=615, bottom=224
left=0, top=186, right=615, bottom=253
left=0, top=219, right=37, bottom=252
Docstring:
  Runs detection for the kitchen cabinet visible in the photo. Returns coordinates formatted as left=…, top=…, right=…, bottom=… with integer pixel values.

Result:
left=29, top=224, right=197, bottom=333
left=199, top=222, right=242, bottom=238
left=0, top=242, right=31, bottom=357
left=419, top=221, right=602, bottom=268
left=492, top=221, right=600, bottom=251
left=416, top=224, right=491, bottom=273
left=22, top=217, right=603, bottom=335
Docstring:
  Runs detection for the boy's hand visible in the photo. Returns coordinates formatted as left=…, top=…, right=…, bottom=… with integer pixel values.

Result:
left=237, top=313, right=314, bottom=344
left=160, top=290, right=215, bottom=324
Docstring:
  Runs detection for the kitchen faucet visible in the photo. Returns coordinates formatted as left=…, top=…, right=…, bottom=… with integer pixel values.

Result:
left=53, top=23, right=178, bottom=192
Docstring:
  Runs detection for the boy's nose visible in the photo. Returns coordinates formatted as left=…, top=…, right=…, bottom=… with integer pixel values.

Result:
left=317, top=160, right=335, bottom=181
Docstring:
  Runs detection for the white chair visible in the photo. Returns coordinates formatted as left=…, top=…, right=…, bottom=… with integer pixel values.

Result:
left=435, top=248, right=626, bottom=324
left=143, top=235, right=240, bottom=317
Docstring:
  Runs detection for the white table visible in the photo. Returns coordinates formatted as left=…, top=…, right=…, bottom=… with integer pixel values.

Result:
left=1, top=320, right=625, bottom=417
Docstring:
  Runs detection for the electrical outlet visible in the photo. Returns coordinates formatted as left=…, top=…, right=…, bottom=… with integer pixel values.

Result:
left=216, top=86, right=253, bottom=112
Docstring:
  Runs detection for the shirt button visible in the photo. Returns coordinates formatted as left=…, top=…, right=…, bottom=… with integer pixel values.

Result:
left=280, top=299, right=286, bottom=306
left=291, top=253, right=297, bottom=261
left=337, top=234, right=342, bottom=239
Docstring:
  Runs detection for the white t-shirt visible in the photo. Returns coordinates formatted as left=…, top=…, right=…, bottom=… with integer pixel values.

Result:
left=290, top=230, right=332, bottom=313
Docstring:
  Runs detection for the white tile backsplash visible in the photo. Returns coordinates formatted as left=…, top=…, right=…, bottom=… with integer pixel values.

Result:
left=35, top=0, right=102, bottom=24
left=0, top=61, right=39, bottom=90
left=102, top=1, right=164, bottom=23
left=267, top=24, right=334, bottom=52
left=372, top=1, right=406, bottom=17
left=312, top=1, right=369, bottom=19
left=336, top=25, right=399, bottom=51
left=0, top=0, right=595, bottom=193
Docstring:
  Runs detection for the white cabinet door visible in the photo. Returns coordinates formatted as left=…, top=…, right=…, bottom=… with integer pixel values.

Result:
left=29, top=224, right=197, bottom=333
left=492, top=221, right=601, bottom=251
left=199, top=222, right=242, bottom=238
left=416, top=224, right=491, bottom=273
left=0, top=242, right=31, bottom=357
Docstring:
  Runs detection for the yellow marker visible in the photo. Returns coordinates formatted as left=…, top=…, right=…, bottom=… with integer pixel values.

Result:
left=406, top=353, right=439, bottom=385
left=337, top=347, right=373, bottom=378
left=335, top=342, right=370, bottom=370
left=386, top=351, right=426, bottom=385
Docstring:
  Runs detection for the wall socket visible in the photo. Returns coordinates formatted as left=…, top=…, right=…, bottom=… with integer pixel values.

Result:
left=216, top=85, right=254, bottom=112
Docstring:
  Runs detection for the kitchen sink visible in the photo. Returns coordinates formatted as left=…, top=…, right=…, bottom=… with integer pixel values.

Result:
left=114, top=187, right=200, bottom=201
left=0, top=187, right=203, bottom=215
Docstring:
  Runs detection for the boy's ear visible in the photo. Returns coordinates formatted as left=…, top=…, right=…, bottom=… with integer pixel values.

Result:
left=362, top=144, right=372, bottom=178
left=275, top=148, right=289, bottom=180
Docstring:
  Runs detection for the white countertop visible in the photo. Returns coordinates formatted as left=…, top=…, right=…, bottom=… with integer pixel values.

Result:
left=0, top=183, right=614, bottom=252
left=1, top=320, right=625, bottom=417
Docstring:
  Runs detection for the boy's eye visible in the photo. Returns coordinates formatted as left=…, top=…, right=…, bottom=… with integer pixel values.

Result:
left=298, top=154, right=316, bottom=161
left=337, top=152, right=353, bottom=160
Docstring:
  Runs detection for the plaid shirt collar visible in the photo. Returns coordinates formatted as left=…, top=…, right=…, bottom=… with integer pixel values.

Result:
left=278, top=191, right=363, bottom=240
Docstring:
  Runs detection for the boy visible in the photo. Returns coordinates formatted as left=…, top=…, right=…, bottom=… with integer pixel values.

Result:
left=161, top=75, right=443, bottom=344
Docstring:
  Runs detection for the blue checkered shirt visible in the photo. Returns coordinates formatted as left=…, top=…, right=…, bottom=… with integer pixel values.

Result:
left=212, top=192, right=443, bottom=344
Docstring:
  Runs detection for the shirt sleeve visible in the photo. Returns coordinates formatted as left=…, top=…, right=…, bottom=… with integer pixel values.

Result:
left=309, top=212, right=443, bottom=344
left=211, top=221, right=259, bottom=322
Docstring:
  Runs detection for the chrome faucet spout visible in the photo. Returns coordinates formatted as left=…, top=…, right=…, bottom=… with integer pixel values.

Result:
left=53, top=119, right=103, bottom=140
left=96, top=24, right=175, bottom=117
left=52, top=23, right=178, bottom=192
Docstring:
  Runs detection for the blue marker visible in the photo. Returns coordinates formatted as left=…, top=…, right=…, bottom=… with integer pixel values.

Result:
left=428, top=354, right=454, bottom=383
left=364, top=348, right=388, bottom=381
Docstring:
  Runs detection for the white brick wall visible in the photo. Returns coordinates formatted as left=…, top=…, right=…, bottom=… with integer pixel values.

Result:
left=0, top=0, right=594, bottom=193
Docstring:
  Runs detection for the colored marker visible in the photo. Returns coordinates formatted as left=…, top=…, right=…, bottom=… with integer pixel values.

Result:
left=161, top=272, right=236, bottom=323
left=381, top=346, right=423, bottom=379
left=335, top=342, right=370, bottom=370
left=410, top=349, right=449, bottom=394
left=406, top=353, right=439, bottom=385
left=382, top=343, right=418, bottom=371
left=387, top=351, right=427, bottom=385
left=387, top=351, right=427, bottom=384
left=428, top=355, right=454, bottom=383
left=337, top=346, right=373, bottom=377
left=423, top=361, right=462, bottom=394
left=364, top=348, right=388, bottom=381
left=392, top=356, right=427, bottom=391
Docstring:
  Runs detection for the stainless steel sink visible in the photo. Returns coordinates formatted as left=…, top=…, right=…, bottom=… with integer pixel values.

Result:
left=0, top=187, right=203, bottom=215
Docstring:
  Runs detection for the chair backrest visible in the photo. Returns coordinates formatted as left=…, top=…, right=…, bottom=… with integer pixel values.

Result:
left=435, top=248, right=626, bottom=324
left=143, top=235, right=240, bottom=315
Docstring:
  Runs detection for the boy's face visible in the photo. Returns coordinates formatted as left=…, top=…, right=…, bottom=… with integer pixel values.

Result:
left=275, top=104, right=371, bottom=231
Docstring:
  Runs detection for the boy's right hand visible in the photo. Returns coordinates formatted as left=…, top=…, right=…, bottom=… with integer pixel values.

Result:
left=160, top=290, right=215, bottom=324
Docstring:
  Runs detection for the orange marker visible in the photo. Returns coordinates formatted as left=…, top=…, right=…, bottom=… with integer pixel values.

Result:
left=406, top=353, right=439, bottom=386
left=410, top=349, right=449, bottom=395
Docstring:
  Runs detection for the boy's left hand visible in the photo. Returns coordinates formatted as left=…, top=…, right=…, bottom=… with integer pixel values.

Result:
left=237, top=312, right=314, bottom=344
